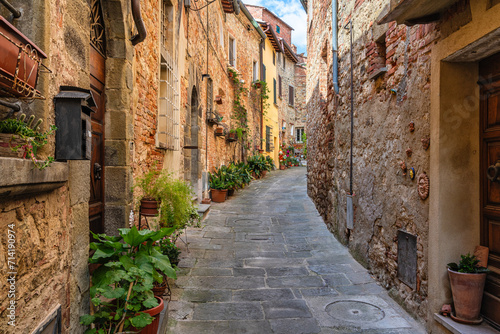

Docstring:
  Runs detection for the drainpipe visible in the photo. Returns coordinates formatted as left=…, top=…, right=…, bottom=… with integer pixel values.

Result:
left=0, top=0, right=21, bottom=18
left=332, top=0, right=339, bottom=93
left=131, top=0, right=147, bottom=45
left=259, top=24, right=270, bottom=152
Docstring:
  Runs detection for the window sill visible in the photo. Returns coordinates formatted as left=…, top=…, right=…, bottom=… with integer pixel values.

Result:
left=0, top=157, right=68, bottom=198
left=434, top=314, right=500, bottom=334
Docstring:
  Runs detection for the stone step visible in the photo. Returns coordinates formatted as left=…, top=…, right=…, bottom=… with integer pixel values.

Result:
left=197, top=204, right=210, bottom=221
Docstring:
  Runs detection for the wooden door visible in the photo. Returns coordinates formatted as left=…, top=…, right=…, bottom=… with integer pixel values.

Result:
left=89, top=0, right=106, bottom=235
left=480, top=52, right=500, bottom=326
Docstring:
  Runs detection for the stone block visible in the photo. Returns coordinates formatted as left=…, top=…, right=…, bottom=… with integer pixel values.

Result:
left=105, top=139, right=129, bottom=166
left=105, top=110, right=130, bottom=140
left=104, top=204, right=127, bottom=235
left=104, top=166, right=132, bottom=204
left=192, top=302, right=264, bottom=321
left=68, top=160, right=90, bottom=206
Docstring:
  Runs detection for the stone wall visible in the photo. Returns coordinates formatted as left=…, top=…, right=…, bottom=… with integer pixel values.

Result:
left=294, top=53, right=307, bottom=151
left=0, top=1, right=93, bottom=332
left=306, top=0, right=446, bottom=324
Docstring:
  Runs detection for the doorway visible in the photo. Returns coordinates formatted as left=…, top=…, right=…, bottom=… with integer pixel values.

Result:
left=480, top=52, right=500, bottom=326
left=89, top=0, right=106, bottom=235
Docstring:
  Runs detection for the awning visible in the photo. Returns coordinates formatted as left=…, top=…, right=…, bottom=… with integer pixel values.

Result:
left=377, top=0, right=460, bottom=25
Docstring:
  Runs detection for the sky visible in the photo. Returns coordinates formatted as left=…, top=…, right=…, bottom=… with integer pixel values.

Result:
left=243, top=0, right=307, bottom=55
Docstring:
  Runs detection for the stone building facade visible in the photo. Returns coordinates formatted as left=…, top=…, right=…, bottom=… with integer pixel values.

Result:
left=0, top=0, right=265, bottom=333
left=294, top=52, right=307, bottom=153
left=305, top=0, right=500, bottom=332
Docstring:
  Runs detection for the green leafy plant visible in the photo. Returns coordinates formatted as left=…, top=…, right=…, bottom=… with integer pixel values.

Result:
left=80, top=227, right=176, bottom=333
left=253, top=80, right=270, bottom=116
left=134, top=167, right=199, bottom=237
left=301, top=132, right=307, bottom=159
left=447, top=253, right=490, bottom=274
left=247, top=154, right=272, bottom=177
left=209, top=165, right=234, bottom=190
left=157, top=237, right=181, bottom=267
left=0, top=115, right=56, bottom=170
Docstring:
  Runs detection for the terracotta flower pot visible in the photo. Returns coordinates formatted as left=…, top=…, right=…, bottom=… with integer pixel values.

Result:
left=211, top=189, right=227, bottom=202
left=131, top=296, right=164, bottom=334
left=261, top=170, right=267, bottom=178
left=140, top=199, right=159, bottom=216
left=448, top=268, right=487, bottom=324
left=280, top=165, right=285, bottom=170
left=215, top=127, right=224, bottom=136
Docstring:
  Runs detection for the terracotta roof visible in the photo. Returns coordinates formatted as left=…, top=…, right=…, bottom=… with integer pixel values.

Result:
left=280, top=38, right=298, bottom=63
left=245, top=4, right=294, bottom=31
left=258, top=21, right=283, bottom=53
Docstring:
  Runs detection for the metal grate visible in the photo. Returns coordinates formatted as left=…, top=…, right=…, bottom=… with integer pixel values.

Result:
left=158, top=49, right=179, bottom=151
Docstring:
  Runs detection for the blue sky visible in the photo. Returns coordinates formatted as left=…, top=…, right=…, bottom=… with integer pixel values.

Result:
left=243, top=0, right=307, bottom=55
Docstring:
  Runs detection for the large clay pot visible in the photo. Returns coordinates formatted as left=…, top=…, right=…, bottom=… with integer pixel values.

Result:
left=140, top=199, right=159, bottom=216
left=131, top=296, right=164, bottom=334
left=261, top=170, right=267, bottom=178
left=448, top=268, right=487, bottom=324
left=211, top=189, right=227, bottom=202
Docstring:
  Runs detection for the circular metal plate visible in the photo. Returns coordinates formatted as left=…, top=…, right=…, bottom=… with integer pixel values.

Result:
left=325, top=301, right=385, bottom=323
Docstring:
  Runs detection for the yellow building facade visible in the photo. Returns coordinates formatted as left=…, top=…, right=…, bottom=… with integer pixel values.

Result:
left=259, top=22, right=282, bottom=168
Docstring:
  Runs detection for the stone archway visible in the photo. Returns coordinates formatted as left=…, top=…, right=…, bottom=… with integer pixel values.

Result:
left=100, top=0, right=133, bottom=234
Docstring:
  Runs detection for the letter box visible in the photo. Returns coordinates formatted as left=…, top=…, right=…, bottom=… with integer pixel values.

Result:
left=54, top=86, right=96, bottom=160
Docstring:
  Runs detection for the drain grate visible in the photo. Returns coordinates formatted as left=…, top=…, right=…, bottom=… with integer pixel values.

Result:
left=325, top=301, right=385, bottom=323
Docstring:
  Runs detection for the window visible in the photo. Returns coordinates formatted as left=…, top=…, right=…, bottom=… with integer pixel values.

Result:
left=219, top=15, right=224, bottom=48
left=273, top=51, right=275, bottom=65
left=228, top=36, right=236, bottom=67
left=278, top=75, right=282, bottom=97
left=276, top=25, right=280, bottom=34
left=288, top=85, right=294, bottom=106
left=162, top=0, right=174, bottom=53
left=296, top=127, right=304, bottom=143
left=266, top=126, right=272, bottom=152
left=273, top=78, right=277, bottom=105
left=158, top=50, right=180, bottom=150
left=253, top=61, right=259, bottom=82
left=207, top=78, right=213, bottom=114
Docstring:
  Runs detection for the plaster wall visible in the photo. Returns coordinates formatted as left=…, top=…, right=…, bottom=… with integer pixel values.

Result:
left=263, top=37, right=280, bottom=168
left=428, top=1, right=500, bottom=332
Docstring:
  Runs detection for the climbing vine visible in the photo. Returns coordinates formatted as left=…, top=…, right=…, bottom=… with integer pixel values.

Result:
left=252, top=80, right=270, bottom=116
left=228, top=68, right=249, bottom=139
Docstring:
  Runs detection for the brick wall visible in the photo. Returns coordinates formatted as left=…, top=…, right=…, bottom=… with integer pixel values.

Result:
left=246, top=5, right=293, bottom=46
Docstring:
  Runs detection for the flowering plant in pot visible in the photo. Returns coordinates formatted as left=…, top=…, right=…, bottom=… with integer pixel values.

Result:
left=80, top=226, right=177, bottom=333
left=447, top=253, right=490, bottom=324
left=0, top=115, right=56, bottom=170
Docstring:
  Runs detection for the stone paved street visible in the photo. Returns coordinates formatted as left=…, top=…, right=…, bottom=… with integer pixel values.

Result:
left=165, top=168, right=426, bottom=334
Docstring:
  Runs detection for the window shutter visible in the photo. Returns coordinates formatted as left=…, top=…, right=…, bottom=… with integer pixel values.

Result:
left=289, top=86, right=294, bottom=106
left=279, top=75, right=282, bottom=97
left=273, top=79, right=277, bottom=104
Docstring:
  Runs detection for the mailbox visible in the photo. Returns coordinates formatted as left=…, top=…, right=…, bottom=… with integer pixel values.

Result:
left=54, top=86, right=96, bottom=160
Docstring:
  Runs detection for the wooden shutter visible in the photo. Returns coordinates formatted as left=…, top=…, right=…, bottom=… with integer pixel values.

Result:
left=273, top=79, right=277, bottom=104
left=279, top=75, right=282, bottom=97
left=289, top=86, right=294, bottom=106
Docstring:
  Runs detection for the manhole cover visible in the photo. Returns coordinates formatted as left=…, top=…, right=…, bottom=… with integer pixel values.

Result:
left=325, top=301, right=385, bottom=323
left=233, top=219, right=262, bottom=225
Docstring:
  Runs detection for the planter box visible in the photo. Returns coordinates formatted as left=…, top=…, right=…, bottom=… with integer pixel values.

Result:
left=227, top=132, right=237, bottom=142
left=215, top=127, right=224, bottom=136
left=0, top=16, right=47, bottom=98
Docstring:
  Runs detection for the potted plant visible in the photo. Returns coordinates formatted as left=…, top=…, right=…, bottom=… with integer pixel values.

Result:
left=447, top=253, right=490, bottom=324
left=227, top=130, right=238, bottom=142
left=133, top=167, right=163, bottom=216
left=80, top=226, right=177, bottom=333
left=252, top=80, right=262, bottom=89
left=0, top=115, right=56, bottom=170
left=215, top=127, right=224, bottom=136
left=209, top=167, right=232, bottom=202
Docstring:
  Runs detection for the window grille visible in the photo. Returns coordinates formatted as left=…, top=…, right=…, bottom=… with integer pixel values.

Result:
left=158, top=50, right=180, bottom=150
left=266, top=126, right=272, bottom=152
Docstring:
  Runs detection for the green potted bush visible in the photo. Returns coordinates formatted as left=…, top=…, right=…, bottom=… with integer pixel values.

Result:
left=80, top=226, right=177, bottom=333
left=447, top=253, right=490, bottom=324
left=209, top=167, right=232, bottom=202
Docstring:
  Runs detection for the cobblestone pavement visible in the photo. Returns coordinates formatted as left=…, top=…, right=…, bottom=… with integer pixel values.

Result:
left=165, top=167, right=426, bottom=334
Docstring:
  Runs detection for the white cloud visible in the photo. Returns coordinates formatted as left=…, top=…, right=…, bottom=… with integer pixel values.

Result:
left=243, top=0, right=307, bottom=55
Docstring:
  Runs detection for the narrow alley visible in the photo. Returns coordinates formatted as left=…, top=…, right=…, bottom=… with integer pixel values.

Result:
left=165, top=168, right=425, bottom=334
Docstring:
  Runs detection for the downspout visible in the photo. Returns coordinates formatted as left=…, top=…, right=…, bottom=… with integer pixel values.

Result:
left=131, top=0, right=147, bottom=45
left=332, top=0, right=339, bottom=93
